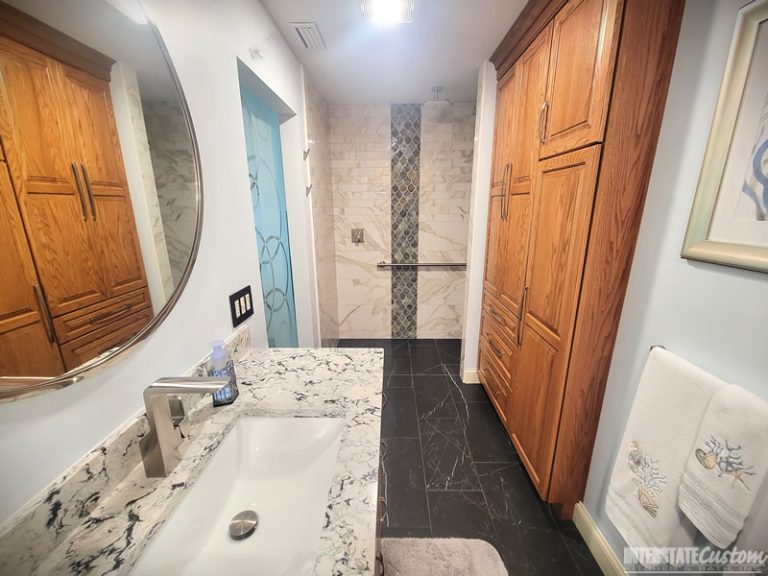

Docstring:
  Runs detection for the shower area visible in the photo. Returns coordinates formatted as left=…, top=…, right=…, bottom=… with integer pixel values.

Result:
left=305, top=78, right=476, bottom=343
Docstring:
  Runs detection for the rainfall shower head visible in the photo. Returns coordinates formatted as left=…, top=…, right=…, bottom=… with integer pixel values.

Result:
left=425, top=86, right=450, bottom=106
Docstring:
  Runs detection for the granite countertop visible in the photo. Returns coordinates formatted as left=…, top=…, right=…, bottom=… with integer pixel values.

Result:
left=1, top=347, right=383, bottom=576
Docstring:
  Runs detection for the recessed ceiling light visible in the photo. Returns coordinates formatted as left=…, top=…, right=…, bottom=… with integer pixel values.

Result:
left=361, top=0, right=415, bottom=25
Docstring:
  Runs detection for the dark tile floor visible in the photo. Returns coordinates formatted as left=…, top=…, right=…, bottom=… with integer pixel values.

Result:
left=338, top=338, right=602, bottom=576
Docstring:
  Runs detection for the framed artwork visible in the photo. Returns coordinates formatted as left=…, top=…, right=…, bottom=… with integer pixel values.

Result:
left=682, top=0, right=768, bottom=273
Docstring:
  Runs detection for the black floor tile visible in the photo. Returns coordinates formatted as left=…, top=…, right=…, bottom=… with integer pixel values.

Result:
left=385, top=374, right=413, bottom=388
left=445, top=370, right=491, bottom=406
left=407, top=338, right=437, bottom=348
left=337, top=338, right=599, bottom=576
left=495, top=523, right=580, bottom=576
left=436, top=339, right=462, bottom=363
left=381, top=388, right=419, bottom=438
left=380, top=438, right=430, bottom=531
left=428, top=491, right=496, bottom=542
left=561, top=526, right=604, bottom=576
left=384, top=353, right=412, bottom=375
left=463, top=401, right=517, bottom=463
left=413, top=375, right=459, bottom=420
left=420, top=417, right=481, bottom=491
left=476, top=462, right=551, bottom=530
left=410, top=346, right=444, bottom=375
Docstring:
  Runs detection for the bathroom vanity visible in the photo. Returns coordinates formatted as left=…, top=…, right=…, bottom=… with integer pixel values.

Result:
left=0, top=346, right=384, bottom=575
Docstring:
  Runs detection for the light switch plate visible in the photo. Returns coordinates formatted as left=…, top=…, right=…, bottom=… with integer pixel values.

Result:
left=351, top=228, right=365, bottom=244
left=229, top=286, right=254, bottom=328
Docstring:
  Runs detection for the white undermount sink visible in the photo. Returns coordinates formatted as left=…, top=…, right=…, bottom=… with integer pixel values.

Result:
left=131, top=417, right=345, bottom=576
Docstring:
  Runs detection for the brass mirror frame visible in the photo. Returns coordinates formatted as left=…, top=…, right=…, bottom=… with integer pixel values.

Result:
left=0, top=7, right=203, bottom=402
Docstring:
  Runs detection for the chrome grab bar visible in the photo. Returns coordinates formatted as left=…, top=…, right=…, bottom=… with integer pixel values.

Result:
left=377, top=261, right=467, bottom=268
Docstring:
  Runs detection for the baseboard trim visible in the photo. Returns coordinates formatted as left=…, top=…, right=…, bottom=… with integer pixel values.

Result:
left=573, top=502, right=626, bottom=576
left=462, top=370, right=480, bottom=384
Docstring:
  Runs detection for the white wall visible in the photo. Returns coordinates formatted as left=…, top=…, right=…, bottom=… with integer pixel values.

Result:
left=583, top=0, right=768, bottom=558
left=0, top=0, right=316, bottom=522
left=460, top=61, right=496, bottom=380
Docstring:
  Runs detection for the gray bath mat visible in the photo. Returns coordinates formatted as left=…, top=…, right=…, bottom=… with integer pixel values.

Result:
left=380, top=538, right=508, bottom=576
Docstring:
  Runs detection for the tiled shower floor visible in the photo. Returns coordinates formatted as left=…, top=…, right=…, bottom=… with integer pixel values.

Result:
left=337, top=338, right=602, bottom=576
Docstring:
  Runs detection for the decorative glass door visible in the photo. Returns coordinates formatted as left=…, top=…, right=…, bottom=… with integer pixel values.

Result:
left=240, top=86, right=298, bottom=347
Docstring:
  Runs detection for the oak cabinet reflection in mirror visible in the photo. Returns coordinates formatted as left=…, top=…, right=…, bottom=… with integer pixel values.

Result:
left=0, top=0, right=200, bottom=400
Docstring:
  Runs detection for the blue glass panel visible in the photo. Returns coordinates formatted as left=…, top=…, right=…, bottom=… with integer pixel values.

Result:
left=240, top=86, right=298, bottom=347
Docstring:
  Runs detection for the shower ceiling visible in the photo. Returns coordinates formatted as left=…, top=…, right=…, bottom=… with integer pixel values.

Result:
left=261, top=0, right=525, bottom=103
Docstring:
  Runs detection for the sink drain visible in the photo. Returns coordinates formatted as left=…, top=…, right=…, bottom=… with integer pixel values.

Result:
left=229, top=510, right=259, bottom=540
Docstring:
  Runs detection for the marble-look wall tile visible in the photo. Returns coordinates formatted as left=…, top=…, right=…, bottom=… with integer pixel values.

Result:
left=143, top=100, right=197, bottom=287
left=305, top=77, right=340, bottom=347
left=417, top=102, right=476, bottom=338
left=118, top=64, right=175, bottom=302
left=330, top=104, right=392, bottom=338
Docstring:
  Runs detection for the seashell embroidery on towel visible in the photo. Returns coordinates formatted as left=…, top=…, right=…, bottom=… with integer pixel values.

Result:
left=696, top=436, right=756, bottom=490
left=628, top=441, right=667, bottom=518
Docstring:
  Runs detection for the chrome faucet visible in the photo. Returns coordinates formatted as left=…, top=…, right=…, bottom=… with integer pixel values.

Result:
left=139, top=377, right=231, bottom=478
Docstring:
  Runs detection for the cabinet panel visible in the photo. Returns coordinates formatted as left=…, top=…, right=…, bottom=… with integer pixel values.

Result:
left=509, top=23, right=552, bottom=188
left=483, top=72, right=516, bottom=300
left=0, top=37, right=75, bottom=196
left=92, top=195, right=148, bottom=296
left=53, top=287, right=151, bottom=344
left=497, top=25, right=550, bottom=317
left=540, top=0, right=622, bottom=158
left=0, top=38, right=106, bottom=316
left=511, top=145, right=601, bottom=498
left=525, top=146, right=601, bottom=345
left=509, top=326, right=556, bottom=495
left=0, top=161, right=64, bottom=376
left=61, top=66, right=127, bottom=197
left=60, top=307, right=151, bottom=371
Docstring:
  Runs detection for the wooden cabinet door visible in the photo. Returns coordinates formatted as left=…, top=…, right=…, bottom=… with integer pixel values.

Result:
left=539, top=0, right=622, bottom=158
left=509, top=146, right=601, bottom=498
left=0, top=160, right=64, bottom=376
left=482, top=71, right=516, bottom=301
left=497, top=24, right=552, bottom=318
left=62, top=65, right=148, bottom=297
left=0, top=38, right=106, bottom=316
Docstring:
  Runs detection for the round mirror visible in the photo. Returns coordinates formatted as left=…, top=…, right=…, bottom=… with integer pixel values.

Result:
left=0, top=0, right=200, bottom=400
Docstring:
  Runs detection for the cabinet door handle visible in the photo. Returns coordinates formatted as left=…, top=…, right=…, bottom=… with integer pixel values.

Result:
left=517, top=286, right=529, bottom=347
left=33, top=284, right=56, bottom=343
left=538, top=101, right=549, bottom=144
left=89, top=304, right=132, bottom=324
left=490, top=162, right=509, bottom=198
left=488, top=306, right=506, bottom=327
left=501, top=162, right=512, bottom=220
left=71, top=163, right=88, bottom=220
left=489, top=339, right=503, bottom=359
left=81, top=164, right=97, bottom=220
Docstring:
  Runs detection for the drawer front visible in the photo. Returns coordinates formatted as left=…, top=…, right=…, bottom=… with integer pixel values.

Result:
left=53, top=287, right=151, bottom=343
left=481, top=290, right=518, bottom=345
left=60, top=307, right=151, bottom=370
left=480, top=311, right=516, bottom=380
left=478, top=342, right=509, bottom=419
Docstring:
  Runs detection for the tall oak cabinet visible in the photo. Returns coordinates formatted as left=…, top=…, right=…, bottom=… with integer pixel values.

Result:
left=478, top=0, right=684, bottom=516
left=0, top=4, right=152, bottom=378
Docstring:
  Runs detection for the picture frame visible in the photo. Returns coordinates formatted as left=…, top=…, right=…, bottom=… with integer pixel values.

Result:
left=682, top=0, right=768, bottom=273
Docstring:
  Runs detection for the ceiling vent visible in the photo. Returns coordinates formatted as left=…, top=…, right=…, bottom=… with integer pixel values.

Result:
left=290, top=22, right=326, bottom=51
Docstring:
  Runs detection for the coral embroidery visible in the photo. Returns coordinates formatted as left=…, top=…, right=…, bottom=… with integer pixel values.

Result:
left=628, top=441, right=667, bottom=518
left=695, top=436, right=756, bottom=490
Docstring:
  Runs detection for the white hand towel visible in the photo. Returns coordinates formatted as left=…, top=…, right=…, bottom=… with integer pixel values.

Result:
left=606, top=348, right=726, bottom=559
left=726, top=481, right=768, bottom=573
left=678, top=384, right=768, bottom=549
